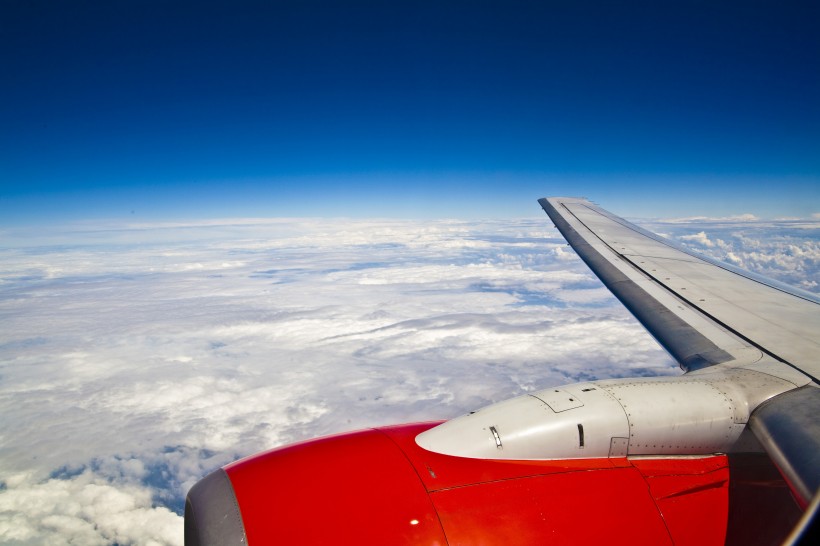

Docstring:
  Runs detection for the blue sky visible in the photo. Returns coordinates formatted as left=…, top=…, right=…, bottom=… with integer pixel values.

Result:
left=2, top=0, right=818, bottom=224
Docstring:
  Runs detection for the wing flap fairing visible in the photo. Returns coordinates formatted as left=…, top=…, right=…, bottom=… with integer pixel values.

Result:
left=749, top=385, right=820, bottom=507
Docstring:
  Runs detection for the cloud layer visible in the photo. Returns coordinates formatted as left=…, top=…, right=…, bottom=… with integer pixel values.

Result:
left=646, top=218, right=820, bottom=292
left=0, top=216, right=816, bottom=544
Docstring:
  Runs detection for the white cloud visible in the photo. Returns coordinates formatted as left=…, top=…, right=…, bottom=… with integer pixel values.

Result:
left=661, top=213, right=761, bottom=223
left=0, top=216, right=814, bottom=544
left=0, top=470, right=182, bottom=546
left=679, top=231, right=715, bottom=247
left=640, top=218, right=820, bottom=292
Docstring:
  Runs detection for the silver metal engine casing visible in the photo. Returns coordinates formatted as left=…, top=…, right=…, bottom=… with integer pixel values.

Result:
left=416, top=368, right=797, bottom=460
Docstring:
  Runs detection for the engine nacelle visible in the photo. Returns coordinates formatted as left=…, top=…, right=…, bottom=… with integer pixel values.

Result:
left=184, top=369, right=799, bottom=545
left=416, top=369, right=796, bottom=459
left=185, top=423, right=742, bottom=545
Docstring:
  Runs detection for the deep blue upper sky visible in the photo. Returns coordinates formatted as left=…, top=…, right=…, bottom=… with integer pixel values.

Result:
left=2, top=0, right=818, bottom=224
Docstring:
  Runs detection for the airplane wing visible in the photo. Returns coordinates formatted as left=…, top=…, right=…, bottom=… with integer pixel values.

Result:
left=538, top=197, right=819, bottom=377
left=539, top=197, right=820, bottom=506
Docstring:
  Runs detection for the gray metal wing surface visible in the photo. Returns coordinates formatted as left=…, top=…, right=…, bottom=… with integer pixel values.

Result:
left=539, top=196, right=820, bottom=506
left=539, top=197, right=819, bottom=379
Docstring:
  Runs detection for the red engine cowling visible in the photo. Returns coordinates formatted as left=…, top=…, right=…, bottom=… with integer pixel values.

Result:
left=185, top=422, right=797, bottom=545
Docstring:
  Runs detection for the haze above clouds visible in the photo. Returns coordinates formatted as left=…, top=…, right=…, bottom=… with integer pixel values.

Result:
left=0, top=215, right=817, bottom=545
